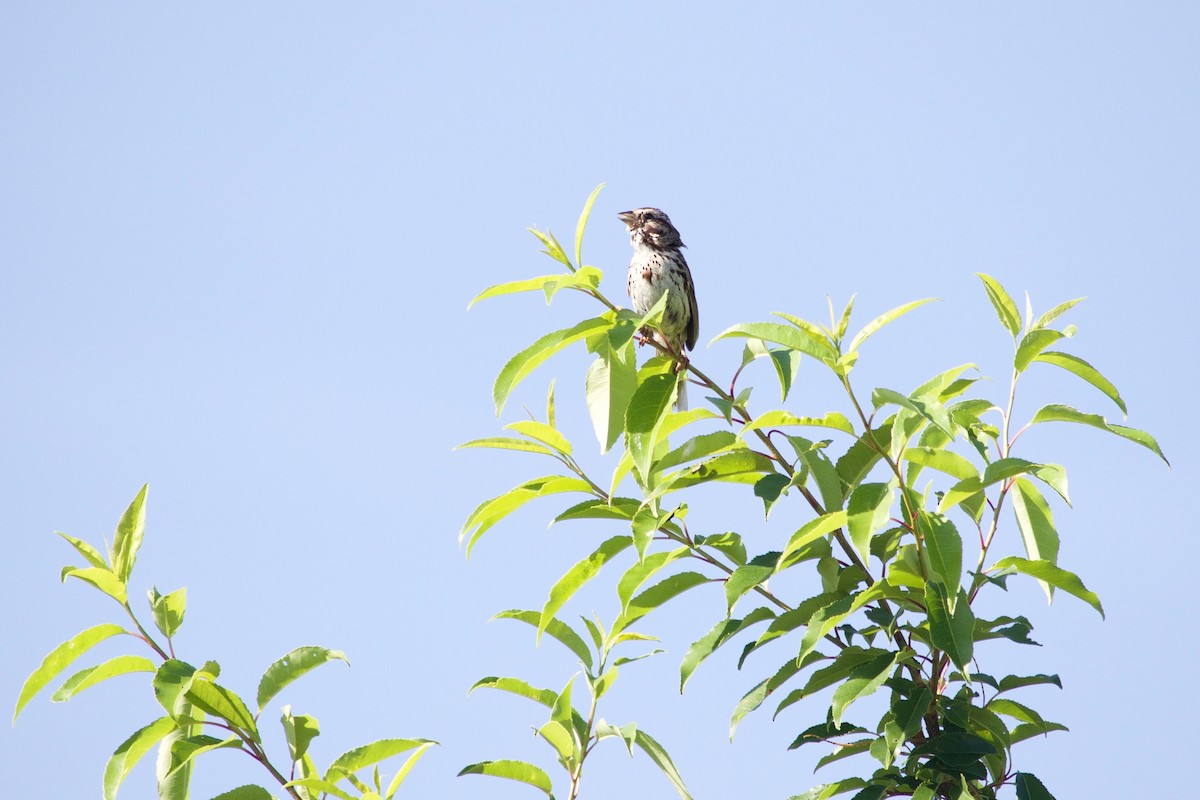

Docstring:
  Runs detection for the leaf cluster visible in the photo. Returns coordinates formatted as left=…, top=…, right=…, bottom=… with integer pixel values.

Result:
left=460, top=187, right=1165, bottom=799
left=15, top=486, right=435, bottom=800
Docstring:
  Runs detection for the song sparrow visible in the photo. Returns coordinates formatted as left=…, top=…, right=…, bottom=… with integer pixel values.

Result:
left=619, top=207, right=699, bottom=410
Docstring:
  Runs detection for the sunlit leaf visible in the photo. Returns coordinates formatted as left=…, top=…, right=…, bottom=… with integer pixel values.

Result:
left=1032, top=351, right=1125, bottom=415
left=14, top=622, right=127, bottom=722
left=539, top=536, right=632, bottom=640
left=52, top=655, right=156, bottom=702
left=257, top=647, right=349, bottom=714
left=845, top=298, right=937, bottom=355
left=574, top=183, right=604, bottom=267
left=976, top=273, right=1021, bottom=339
left=634, top=729, right=693, bottom=800
left=458, top=760, right=553, bottom=796
left=991, top=557, right=1104, bottom=617
left=713, top=321, right=838, bottom=362
left=112, top=484, right=148, bottom=584
left=493, top=316, right=611, bottom=415
left=103, top=716, right=177, bottom=800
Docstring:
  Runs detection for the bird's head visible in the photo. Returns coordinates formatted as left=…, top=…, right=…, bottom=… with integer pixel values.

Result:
left=618, top=207, right=685, bottom=251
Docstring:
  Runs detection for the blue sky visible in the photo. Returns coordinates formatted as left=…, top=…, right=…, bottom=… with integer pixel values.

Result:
left=3, top=4, right=1196, bottom=798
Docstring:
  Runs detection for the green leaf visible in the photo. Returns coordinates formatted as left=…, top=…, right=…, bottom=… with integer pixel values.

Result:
left=506, top=420, right=572, bottom=455
left=1014, top=329, right=1065, bottom=372
left=621, top=571, right=711, bottom=630
left=257, top=647, right=349, bottom=714
left=55, top=531, right=109, bottom=568
left=1015, top=772, right=1057, bottom=800
left=778, top=511, right=849, bottom=569
left=103, top=716, right=177, bottom=800
left=52, top=655, right=156, bottom=702
left=538, top=719, right=578, bottom=764
left=585, top=338, right=638, bottom=453
left=286, top=778, right=355, bottom=800
left=187, top=679, right=258, bottom=740
left=743, top=410, right=855, bottom=437
left=789, top=778, right=870, bottom=800
left=919, top=512, right=962, bottom=598
left=626, top=372, right=677, bottom=479
left=845, top=298, right=937, bottom=355
left=616, top=547, right=688, bottom=612
left=847, top=482, right=894, bottom=566
left=634, top=729, right=693, bottom=800
left=14, top=622, right=127, bottom=721
left=871, top=388, right=953, bottom=437
left=459, top=476, right=592, bottom=556
left=903, top=447, right=980, bottom=483
left=149, top=587, right=187, bottom=639
left=998, top=673, right=1062, bottom=693
left=112, top=484, right=149, bottom=584
left=574, top=183, right=604, bottom=267
left=207, top=786, right=276, bottom=800
left=469, top=273, right=570, bottom=308
left=724, top=559, right=775, bottom=613
left=926, top=581, right=974, bottom=672
left=281, top=705, right=320, bottom=763
left=1029, top=404, right=1167, bottom=463
left=470, top=676, right=558, bottom=708
left=528, top=226, right=572, bottom=268
left=61, top=565, right=128, bottom=604
left=713, top=321, right=839, bottom=362
left=1032, top=297, right=1084, bottom=330
left=493, top=610, right=594, bottom=669
left=161, top=734, right=242, bottom=779
left=976, top=273, right=1021, bottom=339
left=991, top=557, right=1104, bottom=617
left=1011, top=478, right=1059, bottom=602
left=939, top=458, right=1067, bottom=512
left=655, top=431, right=740, bottom=473
left=458, top=760, right=553, bottom=797
left=383, top=740, right=437, bottom=799
left=493, top=316, right=611, bottom=415
left=328, top=739, right=437, bottom=782
left=1032, top=351, right=1126, bottom=414
left=680, top=608, right=775, bottom=691
left=831, top=650, right=907, bottom=726
left=539, top=535, right=632, bottom=640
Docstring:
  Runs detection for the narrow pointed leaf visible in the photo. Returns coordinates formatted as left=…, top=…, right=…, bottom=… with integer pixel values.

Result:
left=846, top=298, right=936, bottom=355
left=847, top=482, right=893, bottom=566
left=1032, top=351, right=1125, bottom=414
left=103, top=716, right=178, bottom=800
left=920, top=513, right=963, bottom=597
left=383, top=740, right=437, bottom=799
left=257, top=647, right=349, bottom=713
left=469, top=274, right=570, bottom=308
left=634, top=729, right=693, bottom=800
left=713, top=321, right=838, bottom=362
left=926, top=581, right=974, bottom=671
left=494, top=316, right=610, bottom=415
left=991, top=557, right=1104, bottom=617
left=626, top=373, right=676, bottom=479
left=539, top=536, right=632, bottom=640
left=458, top=760, right=553, bottom=796
left=52, top=655, right=156, bottom=702
left=112, top=484, right=149, bottom=584
left=1014, top=330, right=1064, bottom=372
left=55, top=532, right=108, bottom=568
left=1011, top=478, right=1059, bottom=600
left=743, top=411, right=855, bottom=437
left=493, top=609, right=594, bottom=668
left=1033, top=298, right=1084, bottom=330
left=680, top=607, right=775, bottom=690
left=574, top=183, right=604, bottom=267
left=327, top=739, right=437, bottom=782
left=61, top=566, right=127, bottom=604
left=778, top=510, right=849, bottom=569
left=976, top=274, right=1021, bottom=338
left=14, top=622, right=127, bottom=721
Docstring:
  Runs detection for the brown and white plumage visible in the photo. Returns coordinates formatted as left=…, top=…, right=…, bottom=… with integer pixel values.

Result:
left=619, top=207, right=699, bottom=409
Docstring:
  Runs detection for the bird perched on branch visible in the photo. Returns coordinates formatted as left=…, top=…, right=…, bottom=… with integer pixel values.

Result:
left=619, top=207, right=699, bottom=410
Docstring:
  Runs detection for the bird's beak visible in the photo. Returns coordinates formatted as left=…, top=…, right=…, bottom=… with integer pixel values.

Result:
left=617, top=210, right=636, bottom=228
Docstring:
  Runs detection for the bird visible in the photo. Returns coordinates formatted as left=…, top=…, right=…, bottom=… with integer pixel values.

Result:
left=618, top=207, right=699, bottom=410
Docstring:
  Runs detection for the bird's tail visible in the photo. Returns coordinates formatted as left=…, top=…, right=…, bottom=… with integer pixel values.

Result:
left=675, top=375, right=689, bottom=411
